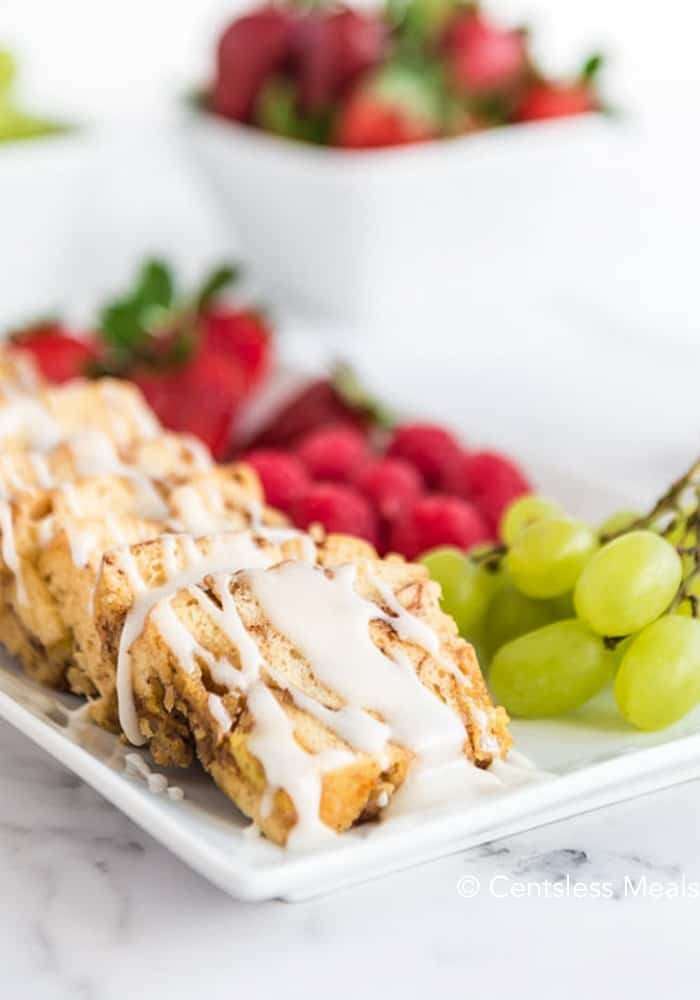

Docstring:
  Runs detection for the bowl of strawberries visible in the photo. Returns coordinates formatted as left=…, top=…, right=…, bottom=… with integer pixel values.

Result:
left=184, top=0, right=615, bottom=324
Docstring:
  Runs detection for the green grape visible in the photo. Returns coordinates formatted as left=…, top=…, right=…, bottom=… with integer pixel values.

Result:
left=484, top=583, right=555, bottom=659
left=615, top=615, right=700, bottom=730
left=421, top=547, right=496, bottom=638
left=574, top=530, right=681, bottom=637
left=500, top=495, right=561, bottom=545
left=0, top=50, right=16, bottom=96
left=506, top=517, right=597, bottom=599
left=490, top=619, right=617, bottom=718
left=550, top=590, right=575, bottom=619
left=599, top=510, right=639, bottom=537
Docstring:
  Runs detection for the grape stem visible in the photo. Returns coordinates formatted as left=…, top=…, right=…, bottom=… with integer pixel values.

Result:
left=601, top=457, right=700, bottom=544
left=468, top=543, right=506, bottom=572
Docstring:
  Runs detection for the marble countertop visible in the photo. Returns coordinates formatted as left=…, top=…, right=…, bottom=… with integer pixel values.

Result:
left=3, top=719, right=699, bottom=999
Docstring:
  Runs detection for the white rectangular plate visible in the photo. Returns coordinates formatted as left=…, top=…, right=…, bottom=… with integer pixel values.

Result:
left=1, top=468, right=699, bottom=902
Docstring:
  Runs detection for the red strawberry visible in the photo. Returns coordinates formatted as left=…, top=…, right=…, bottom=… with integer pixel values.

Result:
left=335, top=66, right=441, bottom=149
left=353, top=457, right=423, bottom=524
left=136, top=350, right=246, bottom=459
left=390, top=495, right=490, bottom=560
left=449, top=450, right=531, bottom=533
left=203, top=308, right=271, bottom=395
left=243, top=449, right=310, bottom=513
left=515, top=82, right=595, bottom=122
left=132, top=369, right=180, bottom=425
left=245, top=377, right=370, bottom=450
left=292, top=482, right=379, bottom=546
left=11, top=326, right=97, bottom=384
left=445, top=10, right=526, bottom=95
left=386, top=422, right=463, bottom=489
left=210, top=7, right=295, bottom=122
left=296, top=422, right=369, bottom=482
left=296, top=8, right=386, bottom=112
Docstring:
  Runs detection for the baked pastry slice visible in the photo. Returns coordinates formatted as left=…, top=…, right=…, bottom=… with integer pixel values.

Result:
left=0, top=378, right=160, bottom=452
left=0, top=429, right=213, bottom=497
left=122, top=552, right=510, bottom=846
left=0, top=513, right=162, bottom=690
left=0, top=347, right=43, bottom=397
left=166, top=463, right=288, bottom=535
left=92, top=529, right=371, bottom=743
left=0, top=473, right=169, bottom=685
left=0, top=461, right=287, bottom=710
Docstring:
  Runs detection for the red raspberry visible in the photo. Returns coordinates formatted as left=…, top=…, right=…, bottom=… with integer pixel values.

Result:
left=386, top=422, right=463, bottom=488
left=292, top=482, right=379, bottom=546
left=296, top=423, right=369, bottom=482
left=243, top=449, right=310, bottom=514
left=457, top=451, right=531, bottom=532
left=353, top=458, right=423, bottom=523
left=390, top=495, right=490, bottom=560
left=11, top=326, right=97, bottom=384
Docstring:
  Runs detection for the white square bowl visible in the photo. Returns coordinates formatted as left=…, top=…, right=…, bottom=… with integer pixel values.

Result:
left=182, top=109, right=623, bottom=327
left=0, top=131, right=95, bottom=328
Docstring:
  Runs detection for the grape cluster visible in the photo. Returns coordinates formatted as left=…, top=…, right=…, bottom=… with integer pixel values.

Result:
left=422, top=460, right=700, bottom=731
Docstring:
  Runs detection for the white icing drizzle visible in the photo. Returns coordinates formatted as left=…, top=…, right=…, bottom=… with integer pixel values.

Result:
left=0, top=397, right=63, bottom=450
left=170, top=485, right=221, bottom=535
left=67, top=431, right=169, bottom=520
left=360, top=567, right=499, bottom=753
left=160, top=573, right=349, bottom=847
left=65, top=526, right=98, bottom=568
left=145, top=559, right=503, bottom=848
left=59, top=483, right=82, bottom=516
left=28, top=452, right=54, bottom=488
left=245, top=498, right=318, bottom=558
left=97, top=380, right=161, bottom=441
left=116, top=532, right=277, bottom=745
left=208, top=692, right=233, bottom=733
left=366, top=568, right=444, bottom=657
left=179, top=436, right=213, bottom=470
left=37, top=516, right=54, bottom=545
left=0, top=462, right=28, bottom=493
left=4, top=352, right=41, bottom=392
left=104, top=515, right=128, bottom=547
left=247, top=563, right=468, bottom=768
left=0, top=498, right=26, bottom=604
left=246, top=681, right=349, bottom=845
